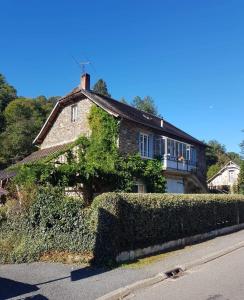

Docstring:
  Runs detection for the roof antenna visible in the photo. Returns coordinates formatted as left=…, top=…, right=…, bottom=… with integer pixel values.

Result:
left=71, top=55, right=90, bottom=74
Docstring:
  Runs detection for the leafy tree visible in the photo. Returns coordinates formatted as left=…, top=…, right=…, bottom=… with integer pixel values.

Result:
left=0, top=74, right=17, bottom=131
left=207, top=164, right=221, bottom=180
left=0, top=98, right=53, bottom=167
left=206, top=140, right=227, bottom=167
left=120, top=97, right=128, bottom=104
left=93, top=79, right=111, bottom=97
left=226, top=152, right=242, bottom=165
left=132, top=96, right=158, bottom=116
left=47, top=96, right=61, bottom=105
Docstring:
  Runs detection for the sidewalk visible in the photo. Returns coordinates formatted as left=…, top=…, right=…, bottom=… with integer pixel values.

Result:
left=1, top=229, right=244, bottom=300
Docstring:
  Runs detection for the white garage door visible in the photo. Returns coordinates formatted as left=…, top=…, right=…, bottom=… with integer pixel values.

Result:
left=166, top=178, right=184, bottom=193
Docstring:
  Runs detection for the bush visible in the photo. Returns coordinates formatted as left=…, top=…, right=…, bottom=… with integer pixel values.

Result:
left=92, top=193, right=244, bottom=264
left=1, top=191, right=244, bottom=265
left=0, top=187, right=96, bottom=263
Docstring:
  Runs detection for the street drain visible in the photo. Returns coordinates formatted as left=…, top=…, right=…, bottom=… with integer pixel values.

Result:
left=165, top=267, right=184, bottom=279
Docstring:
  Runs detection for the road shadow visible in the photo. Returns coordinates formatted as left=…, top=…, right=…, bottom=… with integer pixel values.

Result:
left=0, top=277, right=39, bottom=300
left=71, top=266, right=107, bottom=281
left=25, top=295, right=49, bottom=300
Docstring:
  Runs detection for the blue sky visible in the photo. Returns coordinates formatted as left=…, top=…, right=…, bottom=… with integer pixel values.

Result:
left=1, top=0, right=244, bottom=153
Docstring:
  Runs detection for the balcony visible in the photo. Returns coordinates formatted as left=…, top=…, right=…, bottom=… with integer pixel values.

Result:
left=162, top=155, right=197, bottom=172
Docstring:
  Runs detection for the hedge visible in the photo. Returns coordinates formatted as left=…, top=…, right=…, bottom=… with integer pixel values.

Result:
left=1, top=190, right=244, bottom=265
left=91, top=193, right=244, bottom=264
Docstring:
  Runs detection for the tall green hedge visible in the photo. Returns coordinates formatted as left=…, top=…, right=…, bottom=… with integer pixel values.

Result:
left=1, top=191, right=244, bottom=265
left=92, top=193, right=244, bottom=264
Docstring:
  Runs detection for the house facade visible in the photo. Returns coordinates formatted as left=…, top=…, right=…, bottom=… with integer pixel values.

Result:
left=208, top=161, right=240, bottom=193
left=6, top=74, right=207, bottom=193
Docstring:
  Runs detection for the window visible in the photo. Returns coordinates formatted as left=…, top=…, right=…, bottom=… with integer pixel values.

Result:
left=71, top=104, right=78, bottom=122
left=229, top=170, right=234, bottom=183
left=132, top=183, right=146, bottom=193
left=139, top=133, right=149, bottom=157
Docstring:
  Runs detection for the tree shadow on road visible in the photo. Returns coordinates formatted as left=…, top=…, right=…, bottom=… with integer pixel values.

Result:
left=70, top=266, right=107, bottom=281
left=0, top=277, right=39, bottom=300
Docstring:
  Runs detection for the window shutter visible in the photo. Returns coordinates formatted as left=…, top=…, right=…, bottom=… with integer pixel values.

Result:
left=149, top=134, right=154, bottom=158
left=136, top=132, right=140, bottom=151
left=154, top=135, right=159, bottom=157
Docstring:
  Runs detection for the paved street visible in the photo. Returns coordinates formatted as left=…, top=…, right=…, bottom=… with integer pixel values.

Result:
left=130, top=247, right=244, bottom=300
left=1, top=230, right=244, bottom=300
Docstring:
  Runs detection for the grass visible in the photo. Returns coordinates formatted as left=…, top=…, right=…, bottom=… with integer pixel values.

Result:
left=120, top=246, right=193, bottom=269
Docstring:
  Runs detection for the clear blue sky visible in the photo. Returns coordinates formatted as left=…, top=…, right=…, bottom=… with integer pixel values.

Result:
left=1, top=0, right=244, bottom=153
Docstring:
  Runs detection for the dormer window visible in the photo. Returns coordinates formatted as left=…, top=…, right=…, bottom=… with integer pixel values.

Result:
left=71, top=104, right=78, bottom=122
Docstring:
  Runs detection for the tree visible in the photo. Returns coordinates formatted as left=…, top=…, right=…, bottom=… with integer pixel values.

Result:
left=132, top=96, right=159, bottom=116
left=47, top=96, right=61, bottom=105
left=205, top=140, right=226, bottom=167
left=93, top=79, right=111, bottom=97
left=120, top=97, right=128, bottom=104
left=205, top=139, right=242, bottom=180
left=226, top=152, right=242, bottom=165
left=0, top=98, right=54, bottom=168
left=207, top=164, right=221, bottom=180
left=0, top=74, right=17, bottom=131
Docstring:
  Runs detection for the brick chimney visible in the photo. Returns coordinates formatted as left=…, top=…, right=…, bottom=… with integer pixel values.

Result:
left=80, top=73, right=90, bottom=90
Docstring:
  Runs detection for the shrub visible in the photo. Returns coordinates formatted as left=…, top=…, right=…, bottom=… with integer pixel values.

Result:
left=2, top=191, right=244, bottom=265
left=92, top=193, right=244, bottom=264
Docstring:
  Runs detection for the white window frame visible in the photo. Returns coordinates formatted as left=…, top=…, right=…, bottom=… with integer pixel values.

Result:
left=139, top=133, right=150, bottom=158
left=71, top=104, right=78, bottom=122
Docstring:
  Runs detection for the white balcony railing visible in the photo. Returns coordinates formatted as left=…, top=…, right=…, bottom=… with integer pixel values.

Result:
left=162, top=155, right=197, bottom=172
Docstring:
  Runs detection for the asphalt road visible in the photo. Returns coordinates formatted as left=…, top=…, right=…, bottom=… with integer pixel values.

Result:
left=130, top=247, right=244, bottom=300
left=1, top=230, right=244, bottom=300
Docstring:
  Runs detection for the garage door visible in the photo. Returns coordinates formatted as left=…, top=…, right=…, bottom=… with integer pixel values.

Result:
left=166, top=178, right=184, bottom=193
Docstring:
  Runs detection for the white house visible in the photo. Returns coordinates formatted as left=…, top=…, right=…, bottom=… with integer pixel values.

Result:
left=207, top=161, right=240, bottom=193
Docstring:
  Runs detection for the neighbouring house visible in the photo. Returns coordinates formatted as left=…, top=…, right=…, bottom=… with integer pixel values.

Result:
left=208, top=161, right=240, bottom=193
left=0, top=74, right=207, bottom=193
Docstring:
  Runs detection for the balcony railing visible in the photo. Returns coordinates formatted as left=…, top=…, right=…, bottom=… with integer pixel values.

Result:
left=162, top=155, right=197, bottom=172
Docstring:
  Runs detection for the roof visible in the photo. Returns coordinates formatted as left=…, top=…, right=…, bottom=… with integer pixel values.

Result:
left=207, top=161, right=240, bottom=183
left=19, top=143, right=71, bottom=164
left=0, top=143, right=70, bottom=181
left=0, top=169, right=17, bottom=181
left=33, top=87, right=206, bottom=147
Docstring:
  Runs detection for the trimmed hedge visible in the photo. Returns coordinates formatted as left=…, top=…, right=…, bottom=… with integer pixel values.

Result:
left=1, top=191, right=244, bottom=265
left=92, top=193, right=244, bottom=264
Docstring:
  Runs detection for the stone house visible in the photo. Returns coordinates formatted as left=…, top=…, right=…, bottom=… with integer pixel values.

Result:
left=208, top=161, right=240, bottom=193
left=1, top=73, right=207, bottom=193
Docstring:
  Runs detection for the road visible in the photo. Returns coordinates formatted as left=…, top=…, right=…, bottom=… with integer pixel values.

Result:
left=130, top=247, right=244, bottom=300
left=1, top=229, right=244, bottom=300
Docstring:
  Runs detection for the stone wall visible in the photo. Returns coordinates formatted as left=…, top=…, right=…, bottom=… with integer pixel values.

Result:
left=118, top=119, right=154, bottom=155
left=41, top=98, right=93, bottom=149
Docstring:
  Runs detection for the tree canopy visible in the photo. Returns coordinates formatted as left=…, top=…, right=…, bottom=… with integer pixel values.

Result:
left=92, top=79, right=111, bottom=97
left=0, top=74, right=17, bottom=131
left=206, top=139, right=242, bottom=179
left=0, top=75, right=56, bottom=169
left=131, top=96, right=159, bottom=116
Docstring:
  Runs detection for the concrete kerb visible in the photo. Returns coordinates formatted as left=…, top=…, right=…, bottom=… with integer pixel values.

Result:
left=97, top=225, right=244, bottom=300
left=97, top=273, right=167, bottom=300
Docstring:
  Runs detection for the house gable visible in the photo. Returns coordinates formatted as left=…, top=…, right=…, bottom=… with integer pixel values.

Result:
left=40, top=97, right=93, bottom=149
left=208, top=161, right=240, bottom=187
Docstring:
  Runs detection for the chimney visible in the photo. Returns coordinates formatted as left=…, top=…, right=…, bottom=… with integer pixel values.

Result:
left=80, top=73, right=90, bottom=90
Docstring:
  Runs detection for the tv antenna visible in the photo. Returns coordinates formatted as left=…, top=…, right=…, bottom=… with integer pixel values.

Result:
left=72, top=56, right=90, bottom=74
